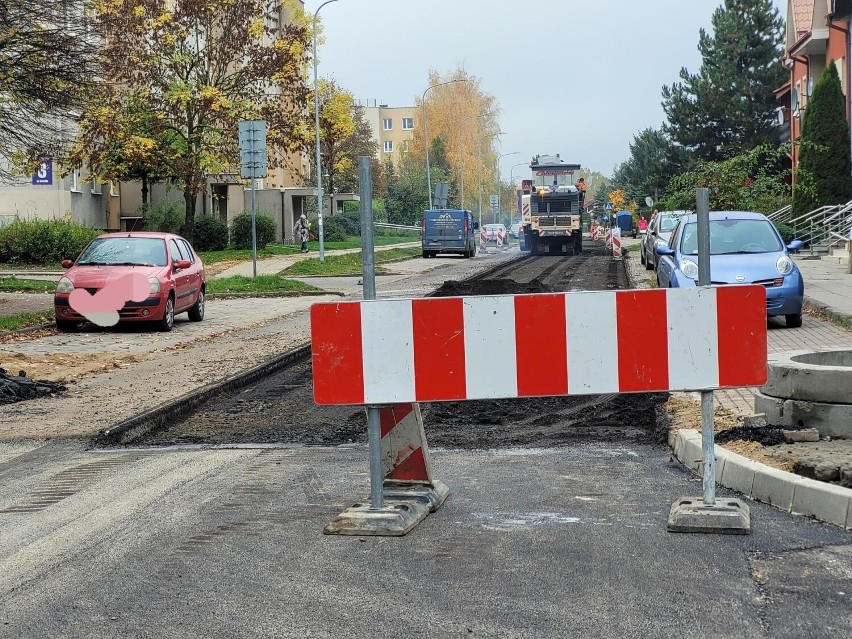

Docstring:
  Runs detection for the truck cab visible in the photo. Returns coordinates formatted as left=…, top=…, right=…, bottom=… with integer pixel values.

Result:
left=421, top=209, right=477, bottom=258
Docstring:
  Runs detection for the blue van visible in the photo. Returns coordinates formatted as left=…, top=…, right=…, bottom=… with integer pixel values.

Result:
left=421, top=209, right=477, bottom=258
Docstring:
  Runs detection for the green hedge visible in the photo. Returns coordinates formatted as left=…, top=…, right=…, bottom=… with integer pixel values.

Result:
left=143, top=201, right=184, bottom=233
left=322, top=217, right=348, bottom=242
left=0, top=218, right=100, bottom=264
left=193, top=214, right=229, bottom=251
left=230, top=212, right=276, bottom=249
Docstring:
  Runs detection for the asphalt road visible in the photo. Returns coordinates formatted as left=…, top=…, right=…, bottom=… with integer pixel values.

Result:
left=1, top=440, right=850, bottom=638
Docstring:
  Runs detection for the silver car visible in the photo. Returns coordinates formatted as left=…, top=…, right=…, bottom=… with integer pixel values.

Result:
left=641, top=210, right=690, bottom=270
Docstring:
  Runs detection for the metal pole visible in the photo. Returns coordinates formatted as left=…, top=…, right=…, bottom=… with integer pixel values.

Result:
left=359, top=155, right=381, bottom=510
left=696, top=187, right=715, bottom=506
left=250, top=127, right=258, bottom=278
left=313, top=0, right=340, bottom=263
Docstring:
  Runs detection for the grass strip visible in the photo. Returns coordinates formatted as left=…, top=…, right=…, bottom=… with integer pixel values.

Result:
left=0, top=276, right=57, bottom=293
left=0, top=310, right=54, bottom=332
left=279, top=247, right=421, bottom=276
left=207, top=274, right=320, bottom=295
left=197, top=235, right=418, bottom=265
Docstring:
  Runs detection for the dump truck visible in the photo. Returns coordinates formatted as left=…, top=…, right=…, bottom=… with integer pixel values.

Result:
left=519, top=154, right=582, bottom=255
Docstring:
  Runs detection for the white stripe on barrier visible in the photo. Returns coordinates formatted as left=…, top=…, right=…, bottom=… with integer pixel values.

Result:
left=363, top=300, right=414, bottom=404
left=667, top=287, right=719, bottom=390
left=567, top=292, right=619, bottom=394
left=463, top=296, right=518, bottom=399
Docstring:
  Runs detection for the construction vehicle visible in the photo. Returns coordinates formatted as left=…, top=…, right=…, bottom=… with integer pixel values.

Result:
left=518, top=154, right=582, bottom=255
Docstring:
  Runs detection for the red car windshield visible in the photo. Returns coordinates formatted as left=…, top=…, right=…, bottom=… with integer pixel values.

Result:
left=76, top=237, right=169, bottom=267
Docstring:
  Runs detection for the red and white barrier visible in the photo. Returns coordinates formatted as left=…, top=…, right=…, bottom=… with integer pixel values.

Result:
left=605, top=228, right=612, bottom=249
left=379, top=403, right=433, bottom=483
left=479, top=227, right=487, bottom=252
left=612, top=227, right=622, bottom=258
left=311, top=286, right=768, bottom=405
left=497, top=228, right=505, bottom=247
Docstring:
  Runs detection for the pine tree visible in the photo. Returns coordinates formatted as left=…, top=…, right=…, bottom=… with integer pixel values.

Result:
left=793, top=62, right=852, bottom=215
left=661, top=0, right=786, bottom=162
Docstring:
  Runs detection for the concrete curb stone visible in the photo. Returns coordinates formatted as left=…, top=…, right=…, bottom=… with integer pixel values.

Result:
left=804, top=296, right=852, bottom=329
left=671, top=428, right=852, bottom=530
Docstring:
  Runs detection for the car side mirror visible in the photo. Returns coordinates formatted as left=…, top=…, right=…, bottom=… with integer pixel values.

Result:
left=656, top=246, right=675, bottom=256
left=787, top=239, right=804, bottom=252
left=174, top=259, right=191, bottom=270
left=61, top=259, right=73, bottom=268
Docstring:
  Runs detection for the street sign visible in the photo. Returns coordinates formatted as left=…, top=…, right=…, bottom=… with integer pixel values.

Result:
left=490, top=194, right=499, bottom=216
left=605, top=202, right=613, bottom=210
left=238, top=120, right=267, bottom=179
left=434, top=182, right=449, bottom=209
left=32, top=158, right=52, bottom=185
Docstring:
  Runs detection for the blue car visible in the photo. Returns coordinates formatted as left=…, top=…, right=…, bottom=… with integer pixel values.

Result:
left=656, top=211, right=806, bottom=328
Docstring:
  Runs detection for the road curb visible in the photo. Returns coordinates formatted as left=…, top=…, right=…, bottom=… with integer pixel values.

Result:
left=804, top=296, right=852, bottom=329
left=96, top=343, right=311, bottom=446
left=669, top=428, right=852, bottom=530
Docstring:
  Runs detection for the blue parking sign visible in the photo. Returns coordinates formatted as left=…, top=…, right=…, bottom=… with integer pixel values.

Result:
left=32, top=158, right=52, bottom=185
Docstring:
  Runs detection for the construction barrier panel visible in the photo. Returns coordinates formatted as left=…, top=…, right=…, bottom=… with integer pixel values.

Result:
left=479, top=227, right=487, bottom=253
left=311, top=286, right=768, bottom=405
left=379, top=403, right=434, bottom=484
left=612, top=227, right=622, bottom=258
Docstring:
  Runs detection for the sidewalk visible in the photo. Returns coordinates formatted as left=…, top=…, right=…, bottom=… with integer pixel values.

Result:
left=795, top=257, right=852, bottom=327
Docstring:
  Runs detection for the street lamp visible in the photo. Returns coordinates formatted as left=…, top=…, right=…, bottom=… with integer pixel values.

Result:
left=457, top=112, right=492, bottom=210
left=495, top=151, right=519, bottom=222
left=422, top=79, right=468, bottom=210
left=313, top=0, right=341, bottom=263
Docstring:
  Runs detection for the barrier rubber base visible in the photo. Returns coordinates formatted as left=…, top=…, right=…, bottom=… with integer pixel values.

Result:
left=667, top=497, right=751, bottom=534
left=323, top=481, right=450, bottom=536
left=382, top=480, right=450, bottom=513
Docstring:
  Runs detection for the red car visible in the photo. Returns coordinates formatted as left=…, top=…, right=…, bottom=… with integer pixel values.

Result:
left=54, top=232, right=206, bottom=332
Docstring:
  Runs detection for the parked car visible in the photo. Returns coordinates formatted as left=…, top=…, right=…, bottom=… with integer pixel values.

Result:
left=509, top=222, right=521, bottom=238
left=655, top=211, right=805, bottom=327
left=54, top=232, right=206, bottom=332
left=641, top=210, right=689, bottom=270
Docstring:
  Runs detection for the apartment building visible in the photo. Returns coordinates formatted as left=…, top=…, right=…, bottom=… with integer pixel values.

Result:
left=781, top=0, right=851, bottom=172
left=361, top=103, right=418, bottom=166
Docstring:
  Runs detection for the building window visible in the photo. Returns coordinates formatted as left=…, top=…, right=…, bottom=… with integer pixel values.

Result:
left=383, top=118, right=392, bottom=130
left=91, top=178, right=102, bottom=195
left=401, top=117, right=414, bottom=130
left=70, top=170, right=81, bottom=193
left=401, top=140, right=410, bottom=152
left=383, top=141, right=393, bottom=153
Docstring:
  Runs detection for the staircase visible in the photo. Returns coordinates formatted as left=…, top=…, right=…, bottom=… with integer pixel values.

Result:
left=770, top=201, right=852, bottom=266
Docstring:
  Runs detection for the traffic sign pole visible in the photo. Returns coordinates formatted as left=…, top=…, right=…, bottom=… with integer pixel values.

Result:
left=239, top=121, right=267, bottom=278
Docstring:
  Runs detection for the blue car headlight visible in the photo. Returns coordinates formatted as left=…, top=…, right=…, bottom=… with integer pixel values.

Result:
left=776, top=256, right=794, bottom=276
left=681, top=259, right=699, bottom=280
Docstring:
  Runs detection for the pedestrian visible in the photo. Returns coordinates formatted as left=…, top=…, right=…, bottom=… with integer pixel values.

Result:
left=638, top=216, right=648, bottom=233
left=294, top=214, right=309, bottom=253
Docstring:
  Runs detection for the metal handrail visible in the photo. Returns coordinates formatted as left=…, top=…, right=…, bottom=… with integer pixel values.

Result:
left=767, top=204, right=791, bottom=222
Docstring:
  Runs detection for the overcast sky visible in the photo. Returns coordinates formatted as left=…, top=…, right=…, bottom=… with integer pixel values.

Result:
left=311, top=0, right=788, bottom=182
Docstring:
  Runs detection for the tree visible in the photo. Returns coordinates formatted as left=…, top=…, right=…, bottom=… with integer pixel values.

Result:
left=66, top=94, right=176, bottom=208
left=793, top=62, right=852, bottom=215
left=311, top=80, right=379, bottom=195
left=661, top=0, right=785, bottom=162
left=385, top=153, right=427, bottom=225
left=0, top=1, right=98, bottom=182
left=661, top=144, right=790, bottom=214
left=409, top=66, right=501, bottom=209
left=78, top=0, right=311, bottom=239
left=619, top=128, right=686, bottom=202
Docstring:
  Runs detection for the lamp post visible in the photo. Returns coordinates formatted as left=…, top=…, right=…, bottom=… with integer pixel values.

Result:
left=313, top=0, right=341, bottom=263
left=422, top=79, right=467, bottom=210
left=457, top=112, right=491, bottom=210
left=495, top=151, right=519, bottom=223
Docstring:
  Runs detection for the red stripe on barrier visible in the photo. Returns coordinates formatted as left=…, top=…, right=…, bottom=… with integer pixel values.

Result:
left=617, top=290, right=669, bottom=391
left=514, top=294, right=568, bottom=396
left=380, top=403, right=414, bottom=437
left=716, top=285, right=768, bottom=387
left=387, top=446, right=429, bottom=482
left=311, top=303, right=364, bottom=404
left=412, top=298, right=467, bottom=401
